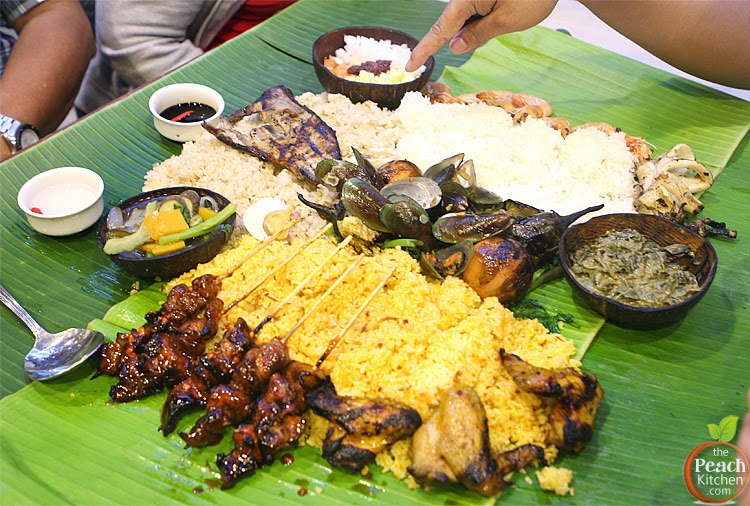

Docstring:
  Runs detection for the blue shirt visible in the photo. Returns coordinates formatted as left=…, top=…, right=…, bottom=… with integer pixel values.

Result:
left=1, top=0, right=45, bottom=74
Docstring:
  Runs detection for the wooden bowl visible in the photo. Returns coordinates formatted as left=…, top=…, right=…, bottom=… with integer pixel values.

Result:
left=312, top=26, right=434, bottom=110
left=97, top=187, right=235, bottom=279
left=559, top=213, right=717, bottom=329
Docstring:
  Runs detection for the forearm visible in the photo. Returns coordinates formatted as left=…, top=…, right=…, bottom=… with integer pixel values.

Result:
left=579, top=0, right=750, bottom=89
left=0, top=0, right=95, bottom=135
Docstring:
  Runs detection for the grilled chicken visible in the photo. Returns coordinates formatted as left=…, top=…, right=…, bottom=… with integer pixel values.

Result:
left=408, top=386, right=545, bottom=496
left=500, top=349, right=604, bottom=453
left=306, top=378, right=422, bottom=473
left=203, top=85, right=341, bottom=185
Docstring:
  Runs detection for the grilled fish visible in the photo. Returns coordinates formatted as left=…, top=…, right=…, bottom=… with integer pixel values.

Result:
left=203, top=85, right=341, bottom=184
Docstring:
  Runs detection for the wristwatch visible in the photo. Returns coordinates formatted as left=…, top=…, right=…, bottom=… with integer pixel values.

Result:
left=0, top=114, right=40, bottom=154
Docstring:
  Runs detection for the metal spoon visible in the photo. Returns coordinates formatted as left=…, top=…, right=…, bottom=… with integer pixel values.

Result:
left=0, top=284, right=104, bottom=381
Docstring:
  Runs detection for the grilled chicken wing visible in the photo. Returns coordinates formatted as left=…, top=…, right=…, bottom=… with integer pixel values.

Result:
left=500, top=349, right=604, bottom=453
left=408, top=386, right=545, bottom=497
left=306, top=379, right=422, bottom=473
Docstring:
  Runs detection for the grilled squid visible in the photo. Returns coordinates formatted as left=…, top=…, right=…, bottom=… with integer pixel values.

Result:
left=634, top=143, right=714, bottom=221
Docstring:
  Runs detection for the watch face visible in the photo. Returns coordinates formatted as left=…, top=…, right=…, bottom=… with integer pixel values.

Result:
left=20, top=127, right=39, bottom=148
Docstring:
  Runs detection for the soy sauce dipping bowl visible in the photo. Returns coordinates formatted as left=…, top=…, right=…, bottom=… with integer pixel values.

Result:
left=559, top=213, right=717, bottom=329
left=148, top=83, right=224, bottom=142
left=313, top=26, right=434, bottom=110
left=97, top=187, right=235, bottom=279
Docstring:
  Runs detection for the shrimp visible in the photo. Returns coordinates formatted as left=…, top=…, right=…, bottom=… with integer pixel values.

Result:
left=571, top=122, right=653, bottom=163
left=420, top=82, right=459, bottom=104
left=541, top=117, right=571, bottom=136
left=476, top=90, right=554, bottom=119
left=421, top=83, right=554, bottom=118
left=419, top=84, right=660, bottom=163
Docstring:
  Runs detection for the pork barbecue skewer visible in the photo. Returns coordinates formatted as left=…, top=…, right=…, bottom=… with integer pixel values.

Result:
left=214, top=266, right=422, bottom=488
left=221, top=223, right=332, bottom=314
left=177, top=251, right=377, bottom=449
left=159, top=317, right=256, bottom=435
left=96, top=274, right=225, bottom=402
left=160, top=234, right=353, bottom=434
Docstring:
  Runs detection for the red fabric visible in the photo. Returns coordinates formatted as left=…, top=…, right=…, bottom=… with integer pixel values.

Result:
left=207, top=0, right=297, bottom=50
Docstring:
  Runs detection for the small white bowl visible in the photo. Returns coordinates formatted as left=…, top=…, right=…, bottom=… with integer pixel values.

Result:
left=148, top=83, right=224, bottom=142
left=17, top=166, right=104, bottom=236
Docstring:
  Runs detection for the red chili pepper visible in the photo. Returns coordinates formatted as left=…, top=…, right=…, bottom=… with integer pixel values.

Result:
left=31, top=207, right=43, bottom=214
left=169, top=109, right=195, bottom=122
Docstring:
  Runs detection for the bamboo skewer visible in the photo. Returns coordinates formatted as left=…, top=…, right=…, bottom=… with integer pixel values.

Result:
left=315, top=265, right=396, bottom=369
left=222, top=223, right=332, bottom=315
left=253, top=235, right=353, bottom=335
left=282, top=253, right=365, bottom=343
left=218, top=217, right=302, bottom=281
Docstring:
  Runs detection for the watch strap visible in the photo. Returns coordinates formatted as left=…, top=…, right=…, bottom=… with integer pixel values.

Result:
left=0, top=114, right=40, bottom=153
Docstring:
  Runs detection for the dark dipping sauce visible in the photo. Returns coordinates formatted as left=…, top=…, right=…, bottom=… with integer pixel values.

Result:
left=160, top=102, right=216, bottom=123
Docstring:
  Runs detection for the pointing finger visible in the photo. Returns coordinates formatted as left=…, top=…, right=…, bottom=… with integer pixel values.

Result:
left=406, top=1, right=478, bottom=72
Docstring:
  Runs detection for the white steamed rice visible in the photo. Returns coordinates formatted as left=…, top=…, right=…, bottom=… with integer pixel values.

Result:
left=333, top=35, right=426, bottom=84
left=394, top=92, right=638, bottom=217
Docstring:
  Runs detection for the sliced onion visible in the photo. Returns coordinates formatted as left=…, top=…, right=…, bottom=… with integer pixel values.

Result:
left=180, top=190, right=200, bottom=215
left=106, top=206, right=124, bottom=229
left=122, top=206, right=147, bottom=229
left=200, top=195, right=219, bottom=211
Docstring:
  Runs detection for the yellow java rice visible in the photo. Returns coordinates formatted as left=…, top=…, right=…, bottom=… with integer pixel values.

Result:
left=169, top=234, right=579, bottom=491
left=536, top=466, right=575, bottom=496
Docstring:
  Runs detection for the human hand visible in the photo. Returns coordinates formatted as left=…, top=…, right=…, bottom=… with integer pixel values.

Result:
left=406, top=0, right=558, bottom=72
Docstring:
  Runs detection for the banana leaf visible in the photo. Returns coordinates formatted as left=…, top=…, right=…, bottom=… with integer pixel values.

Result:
left=1, top=0, right=749, bottom=504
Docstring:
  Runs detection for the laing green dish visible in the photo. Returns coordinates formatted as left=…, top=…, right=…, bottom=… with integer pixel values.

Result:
left=569, top=228, right=700, bottom=308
